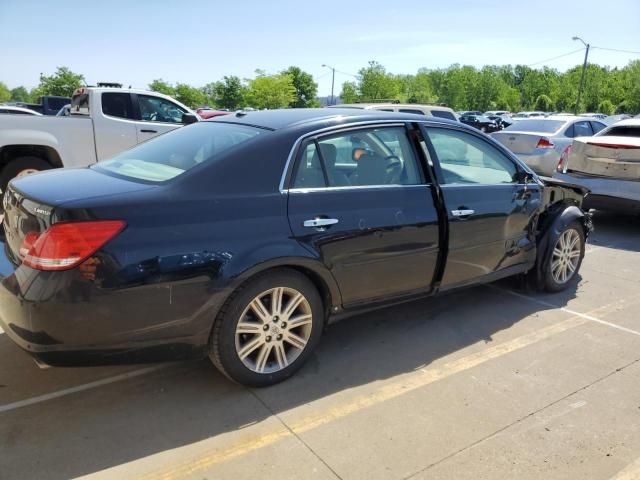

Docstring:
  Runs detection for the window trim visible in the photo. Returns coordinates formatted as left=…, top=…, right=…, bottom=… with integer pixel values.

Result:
left=286, top=123, right=426, bottom=192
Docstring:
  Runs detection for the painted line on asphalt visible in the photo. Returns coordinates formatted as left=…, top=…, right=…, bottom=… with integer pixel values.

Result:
left=138, top=303, right=627, bottom=480
left=492, top=285, right=640, bottom=338
left=0, top=365, right=167, bottom=414
left=609, top=456, right=640, bottom=480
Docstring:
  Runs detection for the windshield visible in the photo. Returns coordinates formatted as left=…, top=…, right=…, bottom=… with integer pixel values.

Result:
left=504, top=119, right=565, bottom=133
left=94, top=122, right=264, bottom=182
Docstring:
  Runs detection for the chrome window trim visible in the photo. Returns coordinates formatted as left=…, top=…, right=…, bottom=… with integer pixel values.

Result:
left=288, top=184, right=430, bottom=194
left=278, top=120, right=410, bottom=193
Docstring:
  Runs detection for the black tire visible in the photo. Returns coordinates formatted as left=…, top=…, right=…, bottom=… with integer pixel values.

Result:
left=542, top=220, right=585, bottom=293
left=0, top=156, right=52, bottom=195
left=209, top=269, right=324, bottom=387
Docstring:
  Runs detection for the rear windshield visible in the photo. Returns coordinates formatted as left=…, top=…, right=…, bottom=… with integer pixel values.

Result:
left=431, top=110, right=456, bottom=120
left=504, top=119, right=565, bottom=133
left=93, top=122, right=264, bottom=182
left=600, top=126, right=640, bottom=137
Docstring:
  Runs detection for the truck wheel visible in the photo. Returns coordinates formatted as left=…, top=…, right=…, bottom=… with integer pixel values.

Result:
left=0, top=156, right=52, bottom=195
left=209, top=269, right=324, bottom=387
left=542, top=221, right=585, bottom=292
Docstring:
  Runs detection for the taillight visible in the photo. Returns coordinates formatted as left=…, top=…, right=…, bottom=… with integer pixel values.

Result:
left=536, top=137, right=555, bottom=149
left=21, top=220, right=126, bottom=271
left=557, top=144, right=572, bottom=173
left=586, top=142, right=640, bottom=149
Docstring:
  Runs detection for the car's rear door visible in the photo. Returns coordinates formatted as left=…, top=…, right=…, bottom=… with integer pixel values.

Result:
left=93, top=92, right=138, bottom=160
left=286, top=124, right=440, bottom=307
left=421, top=124, right=541, bottom=288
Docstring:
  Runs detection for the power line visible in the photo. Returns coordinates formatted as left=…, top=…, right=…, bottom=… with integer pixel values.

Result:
left=592, top=46, right=640, bottom=55
left=526, top=48, right=585, bottom=67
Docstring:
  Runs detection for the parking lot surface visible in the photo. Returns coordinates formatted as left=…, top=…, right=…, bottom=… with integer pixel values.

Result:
left=2, top=212, right=640, bottom=480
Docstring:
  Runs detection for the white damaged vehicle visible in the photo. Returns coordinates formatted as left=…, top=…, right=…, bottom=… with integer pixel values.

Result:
left=554, top=119, right=640, bottom=212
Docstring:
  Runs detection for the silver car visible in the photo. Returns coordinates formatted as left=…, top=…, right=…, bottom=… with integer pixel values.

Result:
left=491, top=116, right=607, bottom=176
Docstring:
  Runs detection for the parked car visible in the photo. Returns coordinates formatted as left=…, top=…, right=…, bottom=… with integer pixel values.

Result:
left=459, top=110, right=483, bottom=116
left=198, top=109, right=232, bottom=120
left=485, top=110, right=510, bottom=117
left=16, top=96, right=71, bottom=116
left=0, top=109, right=591, bottom=386
left=0, top=86, right=198, bottom=194
left=0, top=105, right=42, bottom=115
left=579, top=113, right=608, bottom=120
left=555, top=119, right=640, bottom=212
left=331, top=103, right=458, bottom=121
left=484, top=114, right=511, bottom=129
left=459, top=114, right=500, bottom=133
left=491, top=116, right=607, bottom=176
left=512, top=111, right=546, bottom=119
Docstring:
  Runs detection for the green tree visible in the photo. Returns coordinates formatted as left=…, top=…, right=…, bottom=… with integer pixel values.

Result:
left=340, top=81, right=359, bottom=103
left=10, top=86, right=30, bottom=102
left=0, top=82, right=11, bottom=103
left=358, top=61, right=401, bottom=101
left=245, top=71, right=296, bottom=109
left=148, top=79, right=176, bottom=97
left=37, top=67, right=84, bottom=97
left=213, top=76, right=245, bottom=110
left=174, top=83, right=206, bottom=108
left=534, top=94, right=554, bottom=111
left=597, top=99, right=615, bottom=115
left=282, top=66, right=318, bottom=108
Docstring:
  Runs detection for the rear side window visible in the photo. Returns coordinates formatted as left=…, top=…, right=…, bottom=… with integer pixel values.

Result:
left=431, top=110, right=457, bottom=120
left=599, top=126, right=640, bottom=137
left=94, top=122, right=263, bottom=182
left=399, top=108, right=425, bottom=115
left=291, top=126, right=423, bottom=188
left=102, top=92, right=134, bottom=119
left=427, top=128, right=517, bottom=185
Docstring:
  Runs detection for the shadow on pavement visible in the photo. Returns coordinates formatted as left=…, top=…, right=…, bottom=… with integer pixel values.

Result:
left=0, top=278, right=581, bottom=480
left=588, top=211, right=640, bottom=253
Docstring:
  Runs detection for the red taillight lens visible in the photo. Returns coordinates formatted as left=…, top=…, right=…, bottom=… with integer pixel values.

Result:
left=536, top=137, right=555, bottom=149
left=586, top=142, right=640, bottom=149
left=557, top=144, right=573, bottom=173
left=22, top=220, right=126, bottom=271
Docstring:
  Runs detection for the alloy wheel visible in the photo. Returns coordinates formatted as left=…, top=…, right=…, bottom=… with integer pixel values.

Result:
left=234, top=287, right=313, bottom=374
left=551, top=228, right=582, bottom=284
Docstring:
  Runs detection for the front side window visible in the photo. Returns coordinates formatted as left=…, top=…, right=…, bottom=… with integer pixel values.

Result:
left=102, top=92, right=134, bottom=119
left=590, top=121, right=606, bottom=134
left=138, top=95, right=186, bottom=123
left=94, top=122, right=263, bottom=182
left=291, top=126, right=423, bottom=188
left=427, top=128, right=517, bottom=185
left=573, top=121, right=593, bottom=137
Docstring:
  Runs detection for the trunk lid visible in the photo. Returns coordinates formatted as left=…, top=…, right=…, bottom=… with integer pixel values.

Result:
left=567, top=136, right=640, bottom=180
left=491, top=131, right=549, bottom=154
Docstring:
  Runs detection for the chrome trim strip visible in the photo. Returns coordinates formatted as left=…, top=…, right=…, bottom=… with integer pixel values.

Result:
left=288, top=184, right=430, bottom=194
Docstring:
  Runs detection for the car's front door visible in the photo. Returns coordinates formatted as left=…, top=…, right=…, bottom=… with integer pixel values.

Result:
left=422, top=125, right=541, bottom=288
left=287, top=124, right=441, bottom=307
left=133, top=94, right=187, bottom=143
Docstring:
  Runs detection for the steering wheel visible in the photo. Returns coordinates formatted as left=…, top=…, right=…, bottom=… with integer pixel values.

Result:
left=384, top=155, right=403, bottom=184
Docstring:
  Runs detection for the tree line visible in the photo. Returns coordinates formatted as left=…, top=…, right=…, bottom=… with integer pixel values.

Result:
left=1, top=60, right=638, bottom=114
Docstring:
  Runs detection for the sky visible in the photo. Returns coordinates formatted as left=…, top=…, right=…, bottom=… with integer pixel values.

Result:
left=1, top=0, right=639, bottom=97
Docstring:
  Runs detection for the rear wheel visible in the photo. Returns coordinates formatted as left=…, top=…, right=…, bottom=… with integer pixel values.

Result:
left=209, top=269, right=324, bottom=387
left=542, top=221, right=585, bottom=292
left=0, top=156, right=52, bottom=195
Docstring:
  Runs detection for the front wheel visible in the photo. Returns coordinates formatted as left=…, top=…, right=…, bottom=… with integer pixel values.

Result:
left=542, top=221, right=585, bottom=292
left=209, top=269, right=324, bottom=387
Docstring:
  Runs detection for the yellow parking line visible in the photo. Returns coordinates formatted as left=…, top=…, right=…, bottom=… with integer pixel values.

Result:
left=138, top=300, right=627, bottom=480
left=610, top=457, right=640, bottom=480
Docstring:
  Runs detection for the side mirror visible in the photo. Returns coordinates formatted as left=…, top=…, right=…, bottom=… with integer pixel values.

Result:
left=515, top=170, right=535, bottom=183
left=182, top=113, right=198, bottom=125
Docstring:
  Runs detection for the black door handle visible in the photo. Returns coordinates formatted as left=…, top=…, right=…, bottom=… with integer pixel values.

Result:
left=140, top=129, right=157, bottom=133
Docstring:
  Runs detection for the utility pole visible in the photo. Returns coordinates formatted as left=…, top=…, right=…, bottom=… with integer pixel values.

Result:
left=322, top=64, right=336, bottom=105
left=572, top=36, right=590, bottom=115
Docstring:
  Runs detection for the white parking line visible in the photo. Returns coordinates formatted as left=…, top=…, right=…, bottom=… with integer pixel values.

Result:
left=491, top=285, right=640, bottom=337
left=0, top=365, right=167, bottom=414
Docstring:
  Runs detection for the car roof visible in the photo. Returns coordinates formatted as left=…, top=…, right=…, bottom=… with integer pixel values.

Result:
left=607, top=118, right=640, bottom=127
left=330, top=103, right=454, bottom=111
left=0, top=105, right=42, bottom=115
left=208, top=107, right=457, bottom=130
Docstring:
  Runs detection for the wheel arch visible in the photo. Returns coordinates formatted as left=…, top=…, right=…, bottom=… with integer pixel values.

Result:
left=0, top=144, right=63, bottom=171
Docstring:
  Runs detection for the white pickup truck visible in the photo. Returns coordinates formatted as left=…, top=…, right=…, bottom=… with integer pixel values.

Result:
left=0, top=86, right=198, bottom=192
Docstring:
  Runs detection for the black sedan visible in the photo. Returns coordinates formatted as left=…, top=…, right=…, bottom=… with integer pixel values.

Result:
left=459, top=114, right=501, bottom=133
left=0, top=109, right=592, bottom=386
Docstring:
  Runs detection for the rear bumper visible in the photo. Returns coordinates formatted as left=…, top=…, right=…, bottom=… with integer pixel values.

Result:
left=0, top=244, right=211, bottom=366
left=553, top=171, right=640, bottom=211
left=517, top=150, right=560, bottom=177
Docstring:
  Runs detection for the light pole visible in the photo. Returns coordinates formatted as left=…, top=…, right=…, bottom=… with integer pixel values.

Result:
left=572, top=36, right=590, bottom=115
left=322, top=64, right=336, bottom=106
